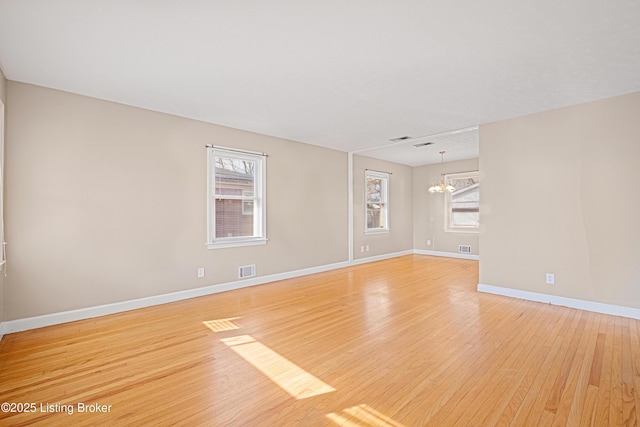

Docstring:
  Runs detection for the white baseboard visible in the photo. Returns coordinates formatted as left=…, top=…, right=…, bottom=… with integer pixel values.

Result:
left=477, top=283, right=640, bottom=320
left=352, top=250, right=415, bottom=265
left=1, top=250, right=479, bottom=336
left=414, top=249, right=479, bottom=261
left=3, top=251, right=420, bottom=335
left=2, top=259, right=350, bottom=335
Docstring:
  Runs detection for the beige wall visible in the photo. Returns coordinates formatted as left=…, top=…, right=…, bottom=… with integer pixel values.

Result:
left=353, top=154, right=413, bottom=259
left=0, top=67, right=5, bottom=323
left=480, top=91, right=640, bottom=308
left=5, top=82, right=348, bottom=320
left=9, top=76, right=638, bottom=322
left=413, top=158, right=479, bottom=255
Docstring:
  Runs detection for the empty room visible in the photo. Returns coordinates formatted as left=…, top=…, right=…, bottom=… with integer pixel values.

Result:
left=1, top=1, right=640, bottom=426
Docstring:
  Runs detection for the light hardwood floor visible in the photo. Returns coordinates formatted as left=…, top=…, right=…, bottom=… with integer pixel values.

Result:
left=1, top=255, right=638, bottom=426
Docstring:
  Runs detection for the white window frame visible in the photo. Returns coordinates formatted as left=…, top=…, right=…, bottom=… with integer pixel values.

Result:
left=365, top=170, right=389, bottom=234
left=444, top=171, right=479, bottom=233
left=207, top=146, right=267, bottom=249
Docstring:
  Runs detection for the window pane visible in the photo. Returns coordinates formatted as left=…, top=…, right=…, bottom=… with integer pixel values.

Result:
left=365, top=172, right=389, bottom=231
left=215, top=156, right=256, bottom=196
left=366, top=178, right=386, bottom=203
left=216, top=199, right=254, bottom=238
left=214, top=156, right=257, bottom=238
left=451, top=211, right=479, bottom=227
left=367, top=203, right=387, bottom=229
left=446, top=172, right=479, bottom=229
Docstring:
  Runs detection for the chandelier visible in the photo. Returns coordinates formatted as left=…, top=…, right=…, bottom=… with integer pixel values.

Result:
left=428, top=151, right=456, bottom=193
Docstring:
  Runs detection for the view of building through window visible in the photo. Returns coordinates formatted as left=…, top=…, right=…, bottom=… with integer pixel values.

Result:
left=446, top=172, right=479, bottom=230
left=207, top=147, right=266, bottom=248
left=365, top=171, right=389, bottom=232
left=214, top=156, right=257, bottom=238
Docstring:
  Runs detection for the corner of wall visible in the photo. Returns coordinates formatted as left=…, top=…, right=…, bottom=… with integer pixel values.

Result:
left=352, top=154, right=414, bottom=260
left=0, top=66, right=6, bottom=104
left=412, top=158, right=480, bottom=255
left=479, top=91, right=640, bottom=310
left=477, top=283, right=640, bottom=320
left=0, top=66, right=6, bottom=329
left=4, top=83, right=349, bottom=320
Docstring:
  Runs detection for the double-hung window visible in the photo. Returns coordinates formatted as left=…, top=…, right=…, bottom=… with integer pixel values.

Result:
left=365, top=171, right=389, bottom=233
left=207, top=146, right=266, bottom=248
left=444, top=171, right=479, bottom=232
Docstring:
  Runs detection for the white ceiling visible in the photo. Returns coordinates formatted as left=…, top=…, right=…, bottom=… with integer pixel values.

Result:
left=1, top=1, right=639, bottom=166
left=360, top=126, right=479, bottom=167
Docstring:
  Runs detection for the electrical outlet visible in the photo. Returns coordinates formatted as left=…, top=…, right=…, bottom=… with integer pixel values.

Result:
left=545, top=273, right=555, bottom=285
left=427, top=239, right=431, bottom=246
left=360, top=246, right=364, bottom=253
left=365, top=245, right=369, bottom=252
left=198, top=267, right=205, bottom=278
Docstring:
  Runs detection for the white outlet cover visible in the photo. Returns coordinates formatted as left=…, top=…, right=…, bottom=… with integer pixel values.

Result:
left=198, top=267, right=205, bottom=278
left=545, top=273, right=555, bottom=285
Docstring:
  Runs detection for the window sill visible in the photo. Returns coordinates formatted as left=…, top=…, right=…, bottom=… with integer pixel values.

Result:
left=365, top=229, right=390, bottom=235
left=444, top=228, right=479, bottom=234
left=207, top=238, right=268, bottom=250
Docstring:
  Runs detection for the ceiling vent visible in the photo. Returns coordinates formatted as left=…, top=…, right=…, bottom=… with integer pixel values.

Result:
left=389, top=136, right=411, bottom=142
left=413, top=142, right=434, bottom=148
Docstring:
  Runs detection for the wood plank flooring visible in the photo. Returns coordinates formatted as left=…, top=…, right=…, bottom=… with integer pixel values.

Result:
left=1, top=255, right=639, bottom=426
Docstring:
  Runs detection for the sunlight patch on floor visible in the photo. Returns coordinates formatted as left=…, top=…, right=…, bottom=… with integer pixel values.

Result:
left=326, top=404, right=405, bottom=427
left=202, top=317, right=242, bottom=332
left=220, top=335, right=335, bottom=399
left=364, top=282, right=391, bottom=327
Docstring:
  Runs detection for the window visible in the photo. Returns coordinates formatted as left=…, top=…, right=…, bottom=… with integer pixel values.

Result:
left=445, top=171, right=479, bottom=232
left=207, top=147, right=266, bottom=248
left=365, top=171, right=389, bottom=233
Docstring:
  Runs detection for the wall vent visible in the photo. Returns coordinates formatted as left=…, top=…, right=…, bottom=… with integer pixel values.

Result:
left=238, top=264, right=256, bottom=279
left=459, top=245, right=472, bottom=254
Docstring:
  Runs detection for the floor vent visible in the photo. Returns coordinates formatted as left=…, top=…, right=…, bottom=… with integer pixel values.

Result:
left=238, top=264, right=256, bottom=279
left=459, top=245, right=472, bottom=254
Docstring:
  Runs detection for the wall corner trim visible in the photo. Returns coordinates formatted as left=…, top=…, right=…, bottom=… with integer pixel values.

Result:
left=414, top=249, right=479, bottom=261
left=477, top=283, right=640, bottom=320
left=0, top=322, right=5, bottom=342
